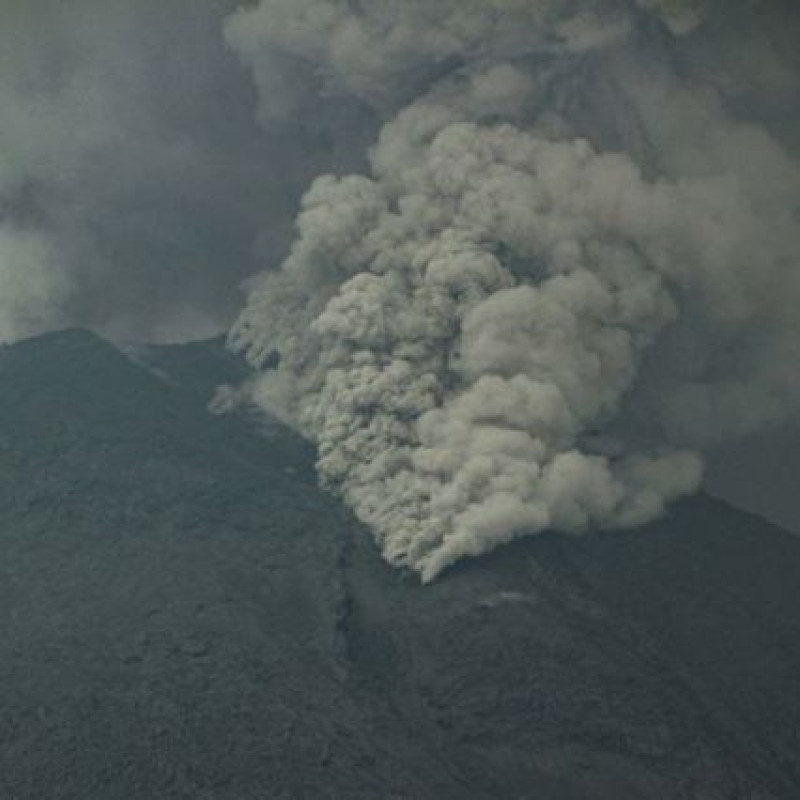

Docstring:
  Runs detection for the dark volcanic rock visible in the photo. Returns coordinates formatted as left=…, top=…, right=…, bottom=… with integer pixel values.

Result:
left=1, top=330, right=799, bottom=799
left=125, top=336, right=251, bottom=403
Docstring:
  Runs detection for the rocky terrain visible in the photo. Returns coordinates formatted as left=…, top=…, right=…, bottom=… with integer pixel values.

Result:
left=1, top=329, right=799, bottom=799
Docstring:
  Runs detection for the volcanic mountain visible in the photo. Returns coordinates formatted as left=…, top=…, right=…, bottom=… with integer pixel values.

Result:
left=1, top=329, right=799, bottom=799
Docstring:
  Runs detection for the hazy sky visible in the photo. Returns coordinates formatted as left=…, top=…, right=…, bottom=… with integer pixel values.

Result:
left=0, top=0, right=375, bottom=342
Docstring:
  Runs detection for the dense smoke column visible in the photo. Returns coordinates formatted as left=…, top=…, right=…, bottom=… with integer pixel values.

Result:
left=227, top=0, right=800, bottom=580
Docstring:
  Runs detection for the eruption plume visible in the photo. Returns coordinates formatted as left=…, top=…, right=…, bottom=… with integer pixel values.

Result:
left=227, top=0, right=800, bottom=580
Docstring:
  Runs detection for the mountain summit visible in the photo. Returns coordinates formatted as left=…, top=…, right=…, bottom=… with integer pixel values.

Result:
left=1, top=330, right=799, bottom=799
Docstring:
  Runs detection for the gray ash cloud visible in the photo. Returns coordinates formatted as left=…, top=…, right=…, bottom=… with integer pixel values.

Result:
left=0, top=0, right=369, bottom=342
left=227, top=0, right=800, bottom=579
left=2, top=1, right=799, bottom=579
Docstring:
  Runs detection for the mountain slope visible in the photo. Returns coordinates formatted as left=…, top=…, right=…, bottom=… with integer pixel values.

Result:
left=1, top=330, right=799, bottom=799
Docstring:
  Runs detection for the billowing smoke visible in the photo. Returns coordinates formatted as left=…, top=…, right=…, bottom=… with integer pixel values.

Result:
left=227, top=0, right=800, bottom=580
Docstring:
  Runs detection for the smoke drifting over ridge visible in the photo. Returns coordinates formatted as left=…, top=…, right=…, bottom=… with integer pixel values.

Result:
left=2, top=1, right=799, bottom=580
left=228, top=0, right=800, bottom=580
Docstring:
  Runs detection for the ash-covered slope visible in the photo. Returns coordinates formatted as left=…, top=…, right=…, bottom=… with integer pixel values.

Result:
left=1, top=330, right=800, bottom=799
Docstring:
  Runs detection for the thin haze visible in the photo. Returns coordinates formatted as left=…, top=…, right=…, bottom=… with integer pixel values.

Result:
left=0, top=0, right=370, bottom=342
left=2, top=1, right=800, bottom=578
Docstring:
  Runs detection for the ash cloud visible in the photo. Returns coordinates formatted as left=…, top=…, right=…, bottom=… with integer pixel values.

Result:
left=228, top=0, right=800, bottom=579
left=0, top=0, right=369, bottom=343
left=3, top=1, right=798, bottom=580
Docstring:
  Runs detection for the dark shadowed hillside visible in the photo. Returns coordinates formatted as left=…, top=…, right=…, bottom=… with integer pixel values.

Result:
left=1, top=330, right=799, bottom=799
left=126, top=337, right=252, bottom=403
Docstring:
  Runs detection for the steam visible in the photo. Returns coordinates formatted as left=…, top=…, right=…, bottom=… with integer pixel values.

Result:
left=0, top=226, right=68, bottom=343
left=227, top=0, right=800, bottom=580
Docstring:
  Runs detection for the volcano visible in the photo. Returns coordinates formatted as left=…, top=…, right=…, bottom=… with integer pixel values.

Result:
left=1, top=329, right=799, bottom=799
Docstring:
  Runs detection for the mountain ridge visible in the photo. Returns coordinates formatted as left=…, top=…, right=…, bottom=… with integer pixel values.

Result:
left=1, top=329, right=799, bottom=799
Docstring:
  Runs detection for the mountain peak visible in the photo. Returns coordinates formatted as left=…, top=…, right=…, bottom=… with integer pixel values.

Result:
left=1, top=335, right=800, bottom=798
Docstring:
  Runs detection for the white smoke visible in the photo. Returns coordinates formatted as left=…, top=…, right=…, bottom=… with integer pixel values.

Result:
left=227, top=0, right=800, bottom=580
left=0, top=226, right=70, bottom=343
